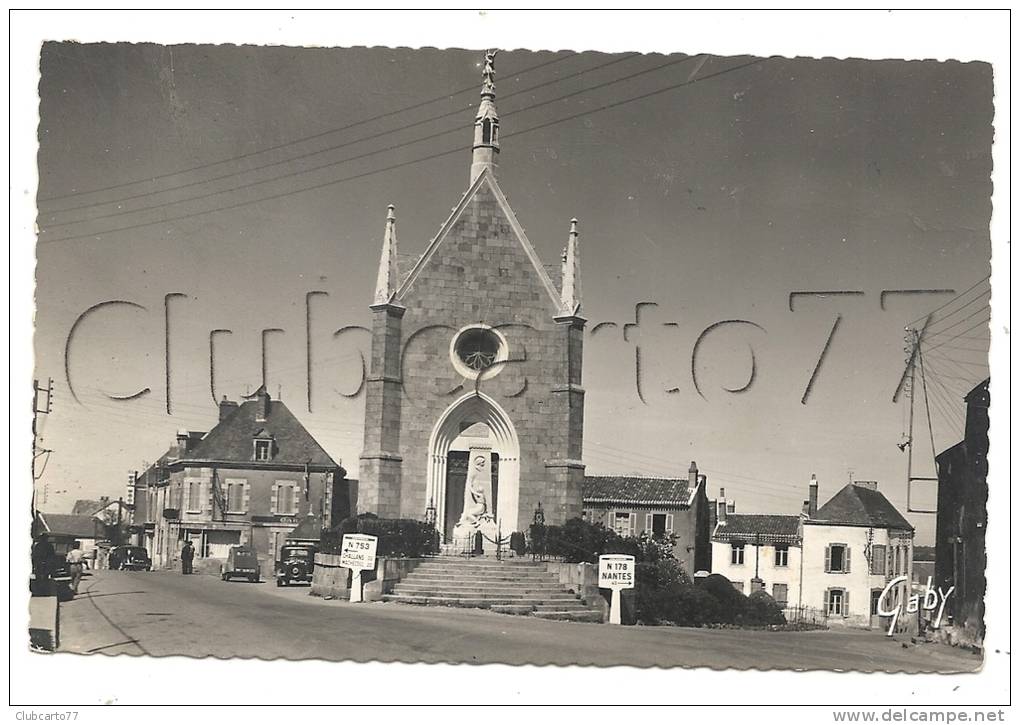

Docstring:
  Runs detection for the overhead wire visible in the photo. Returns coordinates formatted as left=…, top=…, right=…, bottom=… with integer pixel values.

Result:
left=39, top=57, right=761, bottom=245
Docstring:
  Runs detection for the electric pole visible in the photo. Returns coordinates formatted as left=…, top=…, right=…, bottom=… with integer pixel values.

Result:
left=32, top=378, right=54, bottom=515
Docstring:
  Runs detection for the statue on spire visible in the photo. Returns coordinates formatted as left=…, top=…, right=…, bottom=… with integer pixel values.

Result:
left=481, top=49, right=498, bottom=96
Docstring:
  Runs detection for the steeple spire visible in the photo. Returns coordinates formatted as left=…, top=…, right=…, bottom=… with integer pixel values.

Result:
left=373, top=204, right=400, bottom=305
left=560, top=218, right=582, bottom=317
left=470, top=49, right=500, bottom=183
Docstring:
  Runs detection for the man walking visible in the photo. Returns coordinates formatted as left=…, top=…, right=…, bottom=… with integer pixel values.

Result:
left=181, top=540, right=195, bottom=575
left=65, top=545, right=84, bottom=594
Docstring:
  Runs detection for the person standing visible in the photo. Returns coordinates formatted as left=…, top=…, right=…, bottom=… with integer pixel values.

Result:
left=181, top=540, right=195, bottom=575
left=65, top=546, right=84, bottom=594
left=31, top=534, right=55, bottom=583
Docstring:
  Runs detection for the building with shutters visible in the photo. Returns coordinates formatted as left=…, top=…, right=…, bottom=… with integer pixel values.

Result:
left=147, top=386, right=347, bottom=570
left=801, top=479, right=914, bottom=630
left=709, top=491, right=802, bottom=609
left=581, top=462, right=711, bottom=574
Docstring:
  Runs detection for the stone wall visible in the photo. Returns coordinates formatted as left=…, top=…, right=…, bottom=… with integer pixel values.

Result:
left=310, top=554, right=423, bottom=601
left=544, top=561, right=608, bottom=622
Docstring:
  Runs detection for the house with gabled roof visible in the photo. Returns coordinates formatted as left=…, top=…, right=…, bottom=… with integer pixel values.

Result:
left=581, top=461, right=711, bottom=574
left=710, top=490, right=803, bottom=608
left=802, top=477, right=915, bottom=630
left=149, top=386, right=346, bottom=570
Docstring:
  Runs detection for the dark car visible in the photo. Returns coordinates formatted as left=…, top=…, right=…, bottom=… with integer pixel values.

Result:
left=109, top=545, right=152, bottom=571
left=221, top=545, right=261, bottom=583
left=275, top=544, right=317, bottom=587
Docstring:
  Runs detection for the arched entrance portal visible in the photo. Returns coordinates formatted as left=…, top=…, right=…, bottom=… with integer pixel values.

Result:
left=426, top=392, right=520, bottom=545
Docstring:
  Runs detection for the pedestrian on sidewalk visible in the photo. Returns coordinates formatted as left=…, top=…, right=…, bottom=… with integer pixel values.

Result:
left=181, top=540, right=195, bottom=575
left=66, top=546, right=84, bottom=594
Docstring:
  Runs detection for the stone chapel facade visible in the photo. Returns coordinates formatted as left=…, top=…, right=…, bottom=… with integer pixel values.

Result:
left=358, top=51, right=585, bottom=544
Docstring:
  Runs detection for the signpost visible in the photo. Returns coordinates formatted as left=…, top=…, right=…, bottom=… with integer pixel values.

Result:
left=598, top=554, right=635, bottom=625
left=340, top=533, right=378, bottom=603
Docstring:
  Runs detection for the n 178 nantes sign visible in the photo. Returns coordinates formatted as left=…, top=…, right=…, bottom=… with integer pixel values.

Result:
left=598, top=554, right=635, bottom=626
left=598, top=554, right=635, bottom=590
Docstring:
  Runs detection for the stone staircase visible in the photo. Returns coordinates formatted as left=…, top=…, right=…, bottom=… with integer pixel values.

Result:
left=382, top=557, right=604, bottom=622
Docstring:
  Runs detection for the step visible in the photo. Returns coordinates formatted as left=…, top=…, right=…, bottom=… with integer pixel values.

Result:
left=393, top=582, right=572, bottom=594
left=383, top=595, right=576, bottom=608
left=388, top=591, right=579, bottom=602
left=531, top=610, right=604, bottom=623
left=411, top=564, right=551, bottom=574
left=400, top=574, right=562, bottom=585
left=489, top=604, right=536, bottom=616
left=392, top=588, right=580, bottom=600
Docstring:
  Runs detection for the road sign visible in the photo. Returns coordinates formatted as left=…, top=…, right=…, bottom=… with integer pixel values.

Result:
left=340, top=534, right=378, bottom=603
left=598, top=554, right=635, bottom=625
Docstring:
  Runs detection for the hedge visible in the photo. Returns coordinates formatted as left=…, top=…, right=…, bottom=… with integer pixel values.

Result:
left=321, top=513, right=439, bottom=559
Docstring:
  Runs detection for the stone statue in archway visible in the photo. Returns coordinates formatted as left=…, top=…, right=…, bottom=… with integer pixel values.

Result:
left=453, top=445, right=496, bottom=546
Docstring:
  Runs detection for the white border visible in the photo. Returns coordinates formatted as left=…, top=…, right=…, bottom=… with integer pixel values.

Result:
left=8, top=8, right=1011, bottom=712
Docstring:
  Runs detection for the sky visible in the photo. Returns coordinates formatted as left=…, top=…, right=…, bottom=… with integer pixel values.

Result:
left=33, top=43, right=993, bottom=544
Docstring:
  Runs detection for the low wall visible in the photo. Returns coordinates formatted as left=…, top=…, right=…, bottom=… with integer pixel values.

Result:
left=311, top=555, right=424, bottom=601
left=544, top=561, right=609, bottom=623
left=29, top=595, right=59, bottom=651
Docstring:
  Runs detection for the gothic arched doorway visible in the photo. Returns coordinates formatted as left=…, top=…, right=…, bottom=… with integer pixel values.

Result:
left=426, top=392, right=520, bottom=544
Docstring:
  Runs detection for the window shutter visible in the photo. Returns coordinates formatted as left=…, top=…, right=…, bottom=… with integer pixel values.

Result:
left=823, top=589, right=829, bottom=614
left=665, top=514, right=674, bottom=533
left=645, top=513, right=653, bottom=534
left=242, top=482, right=250, bottom=514
left=206, top=480, right=213, bottom=516
left=271, top=482, right=279, bottom=515
left=825, top=545, right=832, bottom=573
left=845, top=546, right=851, bottom=573
left=629, top=513, right=637, bottom=537
left=843, top=590, right=850, bottom=617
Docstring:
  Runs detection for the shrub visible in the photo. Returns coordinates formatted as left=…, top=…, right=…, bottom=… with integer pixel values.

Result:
left=699, top=573, right=751, bottom=625
left=745, top=590, right=787, bottom=626
left=321, top=513, right=439, bottom=559
left=529, top=517, right=677, bottom=565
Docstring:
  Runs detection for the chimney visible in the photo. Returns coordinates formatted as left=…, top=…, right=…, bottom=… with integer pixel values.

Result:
left=256, top=387, right=271, bottom=422
left=715, top=486, right=728, bottom=524
left=176, top=429, right=192, bottom=454
left=219, top=395, right=239, bottom=422
left=808, top=474, right=819, bottom=518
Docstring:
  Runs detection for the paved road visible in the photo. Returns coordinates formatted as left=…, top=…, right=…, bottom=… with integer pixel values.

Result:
left=59, top=569, right=981, bottom=672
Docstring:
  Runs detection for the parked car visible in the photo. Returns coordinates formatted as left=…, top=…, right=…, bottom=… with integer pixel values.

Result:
left=221, top=545, right=261, bottom=583
left=275, top=543, right=317, bottom=587
left=109, top=545, right=152, bottom=571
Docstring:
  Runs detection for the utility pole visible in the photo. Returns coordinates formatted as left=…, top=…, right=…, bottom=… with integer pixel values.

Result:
left=32, top=378, right=54, bottom=515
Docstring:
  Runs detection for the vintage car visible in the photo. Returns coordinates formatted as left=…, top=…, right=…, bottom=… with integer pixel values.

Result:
left=109, top=545, right=152, bottom=571
left=221, top=545, right=261, bottom=583
left=275, top=543, right=317, bottom=587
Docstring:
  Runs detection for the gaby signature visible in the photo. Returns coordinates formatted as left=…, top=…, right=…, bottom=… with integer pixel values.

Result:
left=877, top=575, right=955, bottom=637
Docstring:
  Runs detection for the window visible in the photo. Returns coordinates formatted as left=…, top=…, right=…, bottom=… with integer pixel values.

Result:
left=186, top=481, right=202, bottom=513
left=870, top=589, right=883, bottom=616
left=482, top=119, right=492, bottom=144
left=730, top=542, right=745, bottom=565
left=613, top=511, right=634, bottom=538
left=731, top=580, right=744, bottom=593
left=894, top=545, right=901, bottom=576
left=276, top=482, right=297, bottom=515
left=226, top=480, right=246, bottom=513
left=450, top=325, right=508, bottom=381
left=254, top=439, right=271, bottom=462
left=774, top=544, right=789, bottom=567
left=870, top=544, right=887, bottom=575
left=825, top=543, right=850, bottom=573
left=826, top=588, right=847, bottom=616
left=773, top=583, right=788, bottom=607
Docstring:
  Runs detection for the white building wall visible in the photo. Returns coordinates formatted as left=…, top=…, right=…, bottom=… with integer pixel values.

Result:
left=711, top=539, right=802, bottom=608
left=801, top=523, right=913, bottom=629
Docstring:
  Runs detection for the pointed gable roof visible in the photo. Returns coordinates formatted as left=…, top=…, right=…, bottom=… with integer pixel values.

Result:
left=810, top=483, right=913, bottom=530
left=396, top=168, right=561, bottom=310
left=179, top=396, right=338, bottom=471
